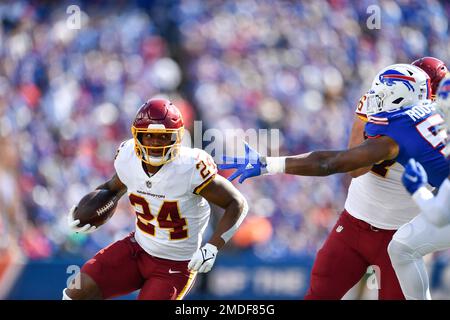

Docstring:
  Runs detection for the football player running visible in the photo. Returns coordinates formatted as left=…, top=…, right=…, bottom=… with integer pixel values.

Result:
left=220, top=63, right=449, bottom=299
left=63, top=98, right=248, bottom=300
left=388, top=74, right=450, bottom=300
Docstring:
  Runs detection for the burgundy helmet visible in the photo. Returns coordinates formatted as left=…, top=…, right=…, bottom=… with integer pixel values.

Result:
left=131, top=98, right=184, bottom=165
left=412, top=57, right=448, bottom=99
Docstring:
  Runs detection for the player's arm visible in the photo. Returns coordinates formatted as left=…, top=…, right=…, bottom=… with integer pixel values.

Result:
left=199, top=175, right=248, bottom=250
left=67, top=173, right=127, bottom=234
left=95, top=173, right=128, bottom=199
left=68, top=140, right=129, bottom=233
left=347, top=115, right=372, bottom=177
left=219, top=137, right=399, bottom=183
left=284, top=136, right=399, bottom=176
left=188, top=174, right=248, bottom=273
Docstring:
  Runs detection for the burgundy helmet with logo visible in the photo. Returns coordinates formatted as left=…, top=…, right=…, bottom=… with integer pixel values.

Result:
left=131, top=98, right=184, bottom=165
left=412, top=57, right=448, bottom=99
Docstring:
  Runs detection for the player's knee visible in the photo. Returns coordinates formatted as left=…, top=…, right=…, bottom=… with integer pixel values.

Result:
left=64, top=272, right=103, bottom=300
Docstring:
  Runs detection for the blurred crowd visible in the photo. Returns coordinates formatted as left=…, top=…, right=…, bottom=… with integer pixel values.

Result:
left=0, top=0, right=191, bottom=259
left=0, top=0, right=450, bottom=269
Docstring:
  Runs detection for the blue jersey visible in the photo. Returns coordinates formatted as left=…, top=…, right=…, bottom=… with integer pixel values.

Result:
left=365, top=103, right=449, bottom=188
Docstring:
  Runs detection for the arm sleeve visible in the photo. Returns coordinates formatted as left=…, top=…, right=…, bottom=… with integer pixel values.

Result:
left=190, top=150, right=218, bottom=194
left=365, top=121, right=388, bottom=138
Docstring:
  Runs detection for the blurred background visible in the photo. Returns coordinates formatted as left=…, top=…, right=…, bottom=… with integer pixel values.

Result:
left=1, top=0, right=450, bottom=300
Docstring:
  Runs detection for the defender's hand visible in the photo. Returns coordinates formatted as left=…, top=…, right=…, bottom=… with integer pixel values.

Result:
left=402, top=158, right=428, bottom=195
left=188, top=243, right=218, bottom=273
left=218, top=142, right=266, bottom=183
left=68, top=206, right=97, bottom=234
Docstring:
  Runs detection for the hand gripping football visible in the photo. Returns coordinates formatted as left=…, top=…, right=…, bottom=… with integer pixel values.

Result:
left=73, top=189, right=119, bottom=228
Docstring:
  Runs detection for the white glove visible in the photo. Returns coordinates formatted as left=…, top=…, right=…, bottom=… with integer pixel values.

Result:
left=188, top=243, right=218, bottom=273
left=68, top=205, right=97, bottom=234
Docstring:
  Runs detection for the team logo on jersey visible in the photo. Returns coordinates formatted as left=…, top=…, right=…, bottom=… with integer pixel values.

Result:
left=146, top=181, right=152, bottom=189
left=379, top=69, right=416, bottom=91
left=336, top=225, right=344, bottom=233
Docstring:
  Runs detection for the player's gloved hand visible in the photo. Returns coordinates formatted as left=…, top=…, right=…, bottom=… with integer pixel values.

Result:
left=218, top=142, right=266, bottom=184
left=188, top=243, right=218, bottom=273
left=67, top=205, right=97, bottom=233
left=402, top=158, right=428, bottom=195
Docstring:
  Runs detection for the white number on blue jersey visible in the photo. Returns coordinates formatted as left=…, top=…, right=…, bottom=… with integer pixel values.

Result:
left=416, top=114, right=447, bottom=153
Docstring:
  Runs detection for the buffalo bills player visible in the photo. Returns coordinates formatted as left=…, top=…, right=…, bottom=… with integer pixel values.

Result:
left=388, top=74, right=450, bottom=300
left=338, top=57, right=447, bottom=299
left=63, top=98, right=248, bottom=300
left=220, top=64, right=449, bottom=299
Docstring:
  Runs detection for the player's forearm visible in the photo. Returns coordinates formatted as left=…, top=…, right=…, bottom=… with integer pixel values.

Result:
left=266, top=150, right=354, bottom=177
left=96, top=175, right=127, bottom=198
left=208, top=198, right=248, bottom=250
left=286, top=151, right=344, bottom=176
left=95, top=182, right=127, bottom=198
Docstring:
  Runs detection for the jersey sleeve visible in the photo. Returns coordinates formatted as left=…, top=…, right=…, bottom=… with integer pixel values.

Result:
left=190, top=149, right=218, bottom=194
left=365, top=121, right=389, bottom=139
left=355, top=94, right=369, bottom=122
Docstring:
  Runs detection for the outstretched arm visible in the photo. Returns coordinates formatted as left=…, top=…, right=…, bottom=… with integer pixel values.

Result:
left=219, top=136, right=399, bottom=183
left=284, top=136, right=399, bottom=176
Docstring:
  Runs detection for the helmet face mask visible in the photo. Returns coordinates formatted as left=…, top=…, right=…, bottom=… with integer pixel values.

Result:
left=366, top=64, right=431, bottom=116
left=131, top=99, right=185, bottom=166
left=133, top=127, right=184, bottom=166
left=366, top=89, right=386, bottom=115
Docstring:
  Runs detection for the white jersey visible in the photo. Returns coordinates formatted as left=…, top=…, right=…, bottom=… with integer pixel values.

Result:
left=114, top=139, right=218, bottom=261
left=344, top=95, right=421, bottom=230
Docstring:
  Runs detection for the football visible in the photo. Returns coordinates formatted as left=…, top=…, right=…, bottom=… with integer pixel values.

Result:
left=73, top=189, right=119, bottom=228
